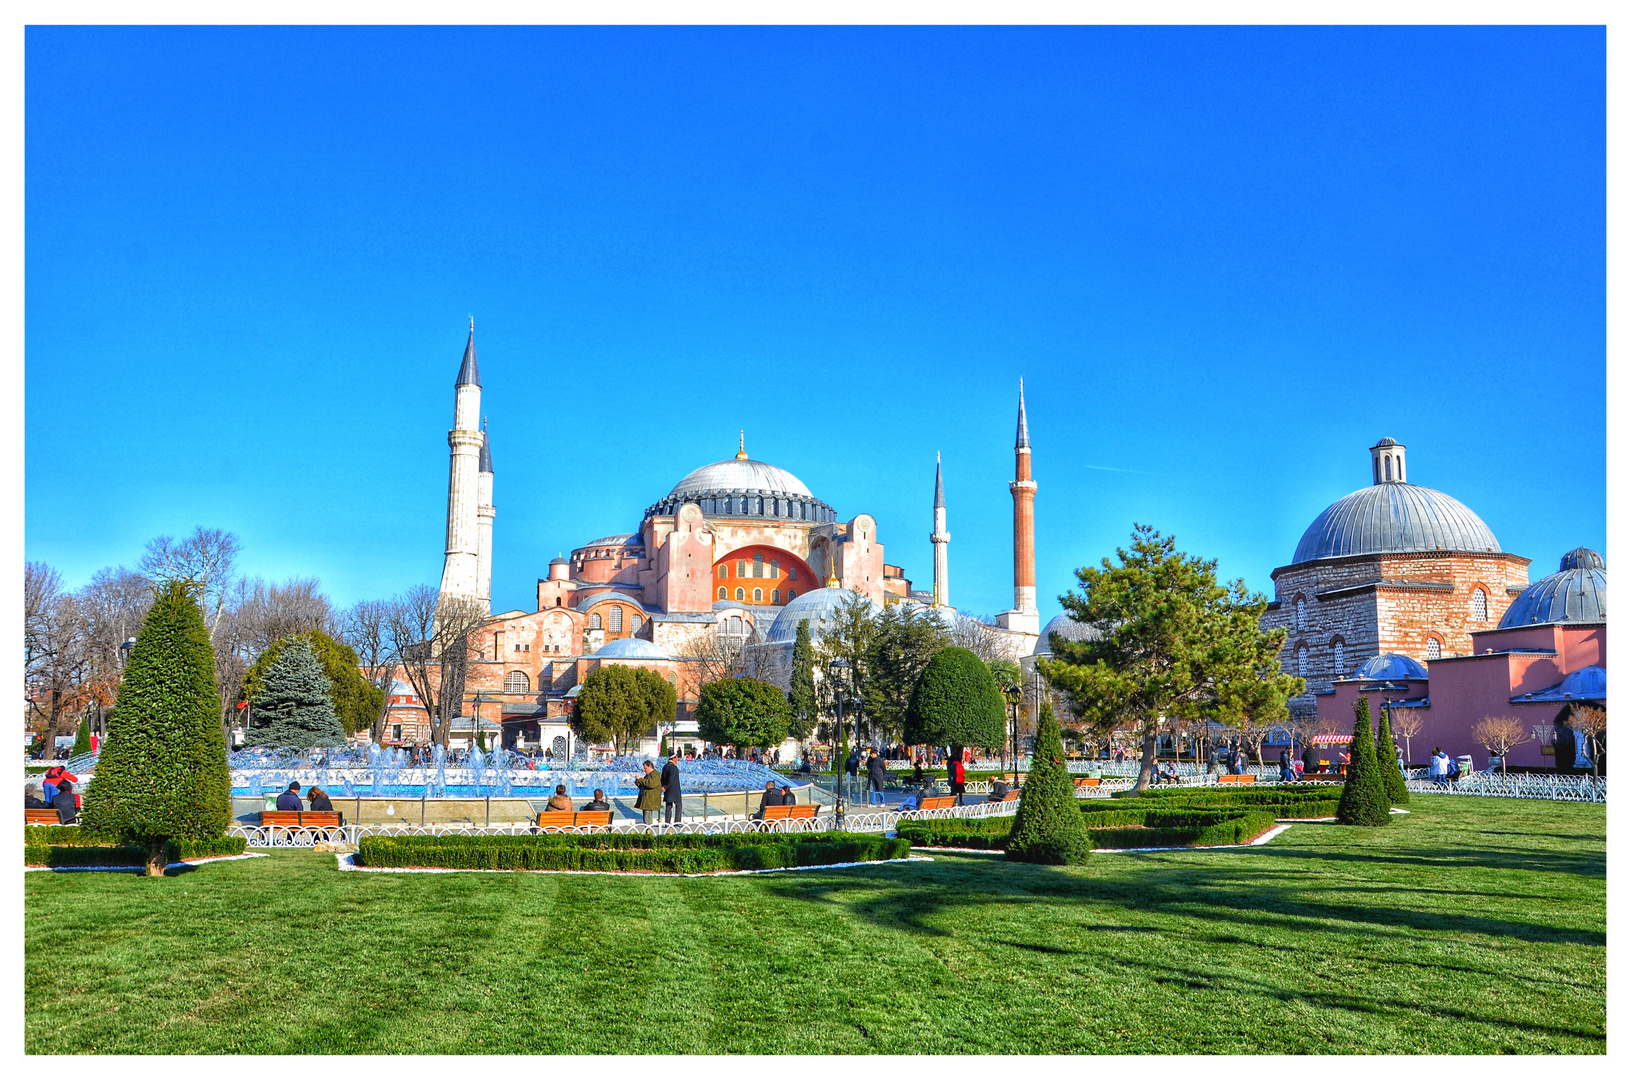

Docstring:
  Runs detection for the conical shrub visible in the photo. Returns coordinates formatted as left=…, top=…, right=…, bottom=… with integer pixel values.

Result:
left=71, top=716, right=92, bottom=757
left=246, top=636, right=347, bottom=748
left=1005, top=700, right=1092, bottom=865
left=1375, top=704, right=1410, bottom=806
left=81, top=580, right=231, bottom=873
left=1336, top=695, right=1390, bottom=826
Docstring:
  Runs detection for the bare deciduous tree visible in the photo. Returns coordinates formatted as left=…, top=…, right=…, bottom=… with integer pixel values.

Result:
left=1470, top=715, right=1531, bottom=774
left=340, top=599, right=399, bottom=742
left=1569, top=705, right=1607, bottom=779
left=23, top=562, right=90, bottom=745
left=1389, top=707, right=1425, bottom=765
left=385, top=587, right=491, bottom=746
left=139, top=527, right=240, bottom=641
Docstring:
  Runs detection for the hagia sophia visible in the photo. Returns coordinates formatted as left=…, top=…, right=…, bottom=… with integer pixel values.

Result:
left=389, top=324, right=1606, bottom=770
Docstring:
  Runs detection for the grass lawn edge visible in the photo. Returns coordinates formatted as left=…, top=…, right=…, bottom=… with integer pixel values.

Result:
left=334, top=851, right=937, bottom=876
left=24, top=852, right=269, bottom=873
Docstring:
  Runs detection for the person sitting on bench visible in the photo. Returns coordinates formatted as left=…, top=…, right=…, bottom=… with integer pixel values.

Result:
left=546, top=784, right=574, bottom=812
left=581, top=789, right=611, bottom=812
left=25, top=784, right=50, bottom=809
left=755, top=782, right=785, bottom=819
left=52, top=780, right=79, bottom=825
left=276, top=782, right=304, bottom=812
left=308, top=786, right=334, bottom=813
left=986, top=778, right=1011, bottom=803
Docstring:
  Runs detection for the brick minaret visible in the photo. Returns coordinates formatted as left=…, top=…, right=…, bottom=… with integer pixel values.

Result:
left=475, top=421, right=495, bottom=615
left=997, top=380, right=1040, bottom=636
left=438, top=320, right=484, bottom=609
left=930, top=452, right=950, bottom=608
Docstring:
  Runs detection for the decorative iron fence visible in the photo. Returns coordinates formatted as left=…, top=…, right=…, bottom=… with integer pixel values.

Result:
left=1407, top=772, right=1606, bottom=803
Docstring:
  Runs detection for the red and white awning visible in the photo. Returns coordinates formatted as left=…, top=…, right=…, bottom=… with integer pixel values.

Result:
left=1311, top=733, right=1354, bottom=745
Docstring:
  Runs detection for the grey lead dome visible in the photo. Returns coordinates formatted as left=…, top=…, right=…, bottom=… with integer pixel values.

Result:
left=1292, top=483, right=1502, bottom=564
left=668, top=458, right=814, bottom=501
left=1497, top=549, right=1607, bottom=628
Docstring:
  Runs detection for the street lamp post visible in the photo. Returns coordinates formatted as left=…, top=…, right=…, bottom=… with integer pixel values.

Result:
left=828, top=658, right=850, bottom=827
left=1003, top=684, right=1022, bottom=784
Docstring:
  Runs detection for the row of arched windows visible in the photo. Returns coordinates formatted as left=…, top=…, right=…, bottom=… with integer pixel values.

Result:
left=718, top=555, right=797, bottom=581
left=586, top=608, right=642, bottom=633
left=717, top=586, right=795, bottom=604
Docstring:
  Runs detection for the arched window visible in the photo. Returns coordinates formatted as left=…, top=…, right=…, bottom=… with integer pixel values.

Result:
left=754, top=554, right=764, bottom=577
left=772, top=589, right=780, bottom=604
left=788, top=566, right=797, bottom=581
left=554, top=597, right=562, bottom=607
left=718, top=565, right=727, bottom=579
left=504, top=671, right=530, bottom=694
left=1425, top=637, right=1442, bottom=660
left=1296, top=644, right=1308, bottom=678
left=588, top=613, right=602, bottom=630
left=787, top=589, right=797, bottom=601
left=1332, top=640, right=1346, bottom=680
left=1295, top=596, right=1307, bottom=631
left=630, top=615, right=642, bottom=633
left=735, top=587, right=745, bottom=601
left=609, top=606, right=623, bottom=632
left=737, top=560, right=745, bottom=577
left=1384, top=456, right=1393, bottom=482
left=1472, top=588, right=1488, bottom=621
left=770, top=560, right=780, bottom=578
left=717, top=586, right=727, bottom=600
left=753, top=588, right=763, bottom=603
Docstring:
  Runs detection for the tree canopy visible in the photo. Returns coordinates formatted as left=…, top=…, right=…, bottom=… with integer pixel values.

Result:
left=904, top=646, right=1006, bottom=752
left=1037, top=524, right=1304, bottom=791
left=864, top=602, right=951, bottom=743
left=241, top=630, right=383, bottom=735
left=788, top=619, right=818, bottom=741
left=81, top=580, right=231, bottom=874
left=696, top=677, right=793, bottom=749
left=572, top=665, right=677, bottom=751
left=245, top=636, right=349, bottom=748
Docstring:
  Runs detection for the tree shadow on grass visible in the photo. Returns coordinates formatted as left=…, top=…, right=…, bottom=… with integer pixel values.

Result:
left=1254, top=845, right=1605, bottom=879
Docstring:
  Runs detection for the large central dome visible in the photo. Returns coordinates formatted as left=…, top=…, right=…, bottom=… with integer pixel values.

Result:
left=643, top=444, right=837, bottom=523
left=668, top=458, right=813, bottom=501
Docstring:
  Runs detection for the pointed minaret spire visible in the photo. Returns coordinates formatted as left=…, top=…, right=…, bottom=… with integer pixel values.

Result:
left=998, top=379, right=1039, bottom=638
left=441, top=320, right=487, bottom=616
left=1015, top=377, right=1030, bottom=449
left=930, top=452, right=950, bottom=608
left=736, top=430, right=749, bottom=460
left=455, top=319, right=481, bottom=388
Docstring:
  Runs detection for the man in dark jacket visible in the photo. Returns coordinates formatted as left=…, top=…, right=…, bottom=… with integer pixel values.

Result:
left=52, top=780, right=79, bottom=825
left=661, top=752, right=683, bottom=823
left=866, top=750, right=889, bottom=805
left=1302, top=743, right=1319, bottom=777
left=25, top=785, right=50, bottom=809
left=276, top=782, right=303, bottom=811
left=581, top=789, right=611, bottom=812
left=845, top=748, right=861, bottom=804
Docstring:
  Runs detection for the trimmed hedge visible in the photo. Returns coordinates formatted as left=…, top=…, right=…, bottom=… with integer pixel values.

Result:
left=896, top=818, right=1011, bottom=850
left=1090, top=794, right=1340, bottom=819
left=356, top=831, right=909, bottom=873
left=899, top=807, right=1281, bottom=851
left=24, top=835, right=246, bottom=867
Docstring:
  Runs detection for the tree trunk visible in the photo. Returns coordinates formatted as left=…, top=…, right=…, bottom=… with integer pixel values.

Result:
left=1132, top=729, right=1158, bottom=792
left=146, top=838, right=168, bottom=877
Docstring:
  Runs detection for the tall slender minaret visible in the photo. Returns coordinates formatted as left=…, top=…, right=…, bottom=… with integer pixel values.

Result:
left=438, top=320, right=484, bottom=608
left=997, top=380, right=1040, bottom=636
left=930, top=452, right=950, bottom=608
left=475, top=421, right=495, bottom=615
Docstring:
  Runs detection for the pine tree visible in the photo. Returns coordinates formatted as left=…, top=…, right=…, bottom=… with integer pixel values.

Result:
left=1375, top=703, right=1410, bottom=806
left=1336, top=695, right=1391, bottom=826
left=245, top=637, right=347, bottom=748
left=788, top=619, right=818, bottom=740
left=71, top=716, right=92, bottom=757
left=80, top=580, right=231, bottom=875
left=1005, top=700, right=1092, bottom=865
left=240, top=630, right=384, bottom=735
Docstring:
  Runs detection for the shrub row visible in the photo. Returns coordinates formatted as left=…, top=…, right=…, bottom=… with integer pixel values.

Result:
left=895, top=818, right=1011, bottom=850
left=900, top=807, right=1281, bottom=851
left=24, top=835, right=246, bottom=867
left=1082, top=798, right=1339, bottom=822
left=355, top=831, right=909, bottom=873
left=1110, top=786, right=1341, bottom=807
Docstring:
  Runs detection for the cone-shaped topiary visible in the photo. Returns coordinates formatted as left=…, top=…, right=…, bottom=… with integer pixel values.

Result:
left=1005, top=700, right=1092, bottom=865
left=1375, top=703, right=1410, bottom=806
left=71, top=716, right=92, bottom=757
left=245, top=636, right=347, bottom=748
left=80, top=580, right=231, bottom=875
left=1336, top=695, right=1391, bottom=826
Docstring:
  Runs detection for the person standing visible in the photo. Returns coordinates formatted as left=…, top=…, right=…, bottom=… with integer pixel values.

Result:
left=634, top=760, right=663, bottom=824
left=844, top=747, right=861, bottom=805
left=949, top=755, right=967, bottom=805
left=867, top=749, right=888, bottom=806
left=661, top=751, right=683, bottom=824
left=1302, top=742, right=1319, bottom=778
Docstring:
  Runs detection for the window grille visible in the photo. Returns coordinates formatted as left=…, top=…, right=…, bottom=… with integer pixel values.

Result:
left=753, top=588, right=763, bottom=602
left=589, top=613, right=601, bottom=630
left=1472, top=588, right=1488, bottom=621
left=1333, top=640, right=1345, bottom=679
left=772, top=589, right=780, bottom=604
left=1297, top=645, right=1308, bottom=678
left=717, top=587, right=727, bottom=600
left=504, top=671, right=530, bottom=694
left=609, top=606, right=623, bottom=632
left=735, top=587, right=745, bottom=601
left=1426, top=638, right=1442, bottom=660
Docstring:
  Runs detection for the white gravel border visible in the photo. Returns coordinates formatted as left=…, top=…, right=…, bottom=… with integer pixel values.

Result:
left=333, top=851, right=934, bottom=876
left=24, top=852, right=268, bottom=873
left=913, top=822, right=1298, bottom=856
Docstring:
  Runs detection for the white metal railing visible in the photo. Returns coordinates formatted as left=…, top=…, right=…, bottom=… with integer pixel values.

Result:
left=1407, top=772, right=1606, bottom=803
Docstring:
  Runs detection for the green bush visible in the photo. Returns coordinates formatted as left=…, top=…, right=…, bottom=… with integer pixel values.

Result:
left=904, top=646, right=1006, bottom=757
left=240, top=630, right=385, bottom=736
left=1099, top=790, right=1339, bottom=817
left=1375, top=704, right=1410, bottom=806
left=356, top=831, right=908, bottom=873
left=1337, top=696, right=1391, bottom=827
left=695, top=677, right=792, bottom=750
left=900, top=806, right=1280, bottom=851
left=896, top=818, right=1012, bottom=850
left=25, top=835, right=245, bottom=867
left=1006, top=702, right=1091, bottom=865
left=71, top=717, right=92, bottom=757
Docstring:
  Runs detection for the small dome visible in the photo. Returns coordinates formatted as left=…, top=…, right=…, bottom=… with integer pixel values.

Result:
left=1374, top=436, right=1400, bottom=447
left=1293, top=484, right=1501, bottom=564
left=1560, top=547, right=1605, bottom=572
left=594, top=637, right=671, bottom=660
left=1033, top=612, right=1102, bottom=656
left=1498, top=551, right=1607, bottom=628
left=1516, top=665, right=1606, bottom=703
left=549, top=556, right=569, bottom=566
left=764, top=588, right=882, bottom=646
left=1352, top=653, right=1430, bottom=681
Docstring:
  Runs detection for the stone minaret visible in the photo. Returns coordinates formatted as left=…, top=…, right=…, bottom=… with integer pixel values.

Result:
left=438, top=321, right=484, bottom=607
left=475, top=422, right=495, bottom=614
left=930, top=452, right=950, bottom=608
left=997, top=380, right=1039, bottom=636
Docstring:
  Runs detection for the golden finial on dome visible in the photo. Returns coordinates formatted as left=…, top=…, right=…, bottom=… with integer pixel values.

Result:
left=736, top=430, right=749, bottom=460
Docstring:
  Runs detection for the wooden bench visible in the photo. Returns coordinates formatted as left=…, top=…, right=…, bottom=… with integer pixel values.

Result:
left=998, top=788, right=1020, bottom=803
left=916, top=795, right=958, bottom=811
left=1074, top=777, right=1102, bottom=790
left=760, top=804, right=818, bottom=821
left=260, top=810, right=342, bottom=828
left=26, top=809, right=65, bottom=825
left=1302, top=772, right=1344, bottom=781
left=535, top=810, right=614, bottom=830
left=1217, top=774, right=1256, bottom=785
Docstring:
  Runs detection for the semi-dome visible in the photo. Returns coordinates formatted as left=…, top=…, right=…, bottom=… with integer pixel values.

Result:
left=764, top=587, right=882, bottom=646
left=575, top=591, right=647, bottom=612
left=594, top=637, right=671, bottom=660
left=1351, top=653, right=1430, bottom=681
left=644, top=441, right=837, bottom=523
left=1032, top=612, right=1103, bottom=657
left=1497, top=549, right=1607, bottom=628
left=1293, top=484, right=1501, bottom=563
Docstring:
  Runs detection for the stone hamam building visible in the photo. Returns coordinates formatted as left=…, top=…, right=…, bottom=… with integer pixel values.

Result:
left=386, top=325, right=1044, bottom=752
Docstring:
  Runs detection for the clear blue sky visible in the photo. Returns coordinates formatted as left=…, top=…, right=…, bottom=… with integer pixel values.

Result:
left=25, top=26, right=1605, bottom=624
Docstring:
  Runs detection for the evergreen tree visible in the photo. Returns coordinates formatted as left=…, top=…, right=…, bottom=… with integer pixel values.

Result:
left=1336, top=695, right=1391, bottom=826
left=696, top=677, right=792, bottom=750
left=240, top=630, right=384, bottom=735
left=245, top=637, right=347, bottom=747
left=1005, top=700, right=1092, bottom=865
left=71, top=716, right=92, bottom=757
left=788, top=619, right=818, bottom=741
left=572, top=665, right=676, bottom=752
left=904, top=646, right=1006, bottom=761
left=80, top=580, right=231, bottom=875
left=1375, top=703, right=1410, bottom=806
left=863, top=602, right=951, bottom=744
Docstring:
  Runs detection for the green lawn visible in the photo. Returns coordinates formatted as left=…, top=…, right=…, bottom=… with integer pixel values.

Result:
left=24, top=794, right=1605, bottom=1054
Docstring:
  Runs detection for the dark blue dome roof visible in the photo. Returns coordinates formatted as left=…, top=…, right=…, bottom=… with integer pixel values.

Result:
left=1498, top=550, right=1607, bottom=628
left=1352, top=653, right=1429, bottom=681
left=1514, top=665, right=1605, bottom=703
left=1294, top=484, right=1501, bottom=564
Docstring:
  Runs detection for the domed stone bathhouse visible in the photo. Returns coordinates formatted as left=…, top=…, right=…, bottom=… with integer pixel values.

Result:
left=1262, top=437, right=1532, bottom=721
left=1318, top=548, right=1606, bottom=771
